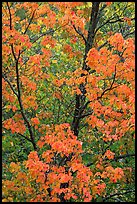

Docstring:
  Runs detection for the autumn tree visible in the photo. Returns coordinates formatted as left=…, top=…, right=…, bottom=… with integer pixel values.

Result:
left=2, top=2, right=135, bottom=202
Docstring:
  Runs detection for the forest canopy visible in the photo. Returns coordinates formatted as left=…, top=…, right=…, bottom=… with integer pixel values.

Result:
left=2, top=2, right=135, bottom=202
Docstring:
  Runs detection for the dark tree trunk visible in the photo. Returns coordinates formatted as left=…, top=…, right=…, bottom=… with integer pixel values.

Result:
left=72, top=2, right=100, bottom=136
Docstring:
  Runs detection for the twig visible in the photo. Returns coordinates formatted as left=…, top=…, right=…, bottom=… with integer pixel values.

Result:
left=23, top=9, right=36, bottom=34
left=72, top=23, right=87, bottom=44
left=17, top=133, right=33, bottom=143
left=113, top=153, right=135, bottom=161
left=86, top=153, right=135, bottom=167
left=6, top=2, right=12, bottom=30
left=97, top=64, right=117, bottom=100
left=7, top=3, right=37, bottom=150
left=2, top=73, right=18, bottom=97
left=97, top=41, right=108, bottom=51
left=15, top=59, right=37, bottom=151
left=79, top=110, right=93, bottom=119
left=20, top=23, right=68, bottom=55
left=124, top=30, right=135, bottom=38
left=102, top=189, right=135, bottom=201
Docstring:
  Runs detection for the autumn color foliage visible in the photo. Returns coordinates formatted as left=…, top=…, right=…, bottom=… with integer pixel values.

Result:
left=2, top=2, right=135, bottom=202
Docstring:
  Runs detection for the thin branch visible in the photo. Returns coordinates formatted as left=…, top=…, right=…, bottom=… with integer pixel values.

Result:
left=97, top=64, right=117, bottom=100
left=102, top=189, right=135, bottom=201
left=124, top=30, right=135, bottom=38
left=15, top=59, right=37, bottom=151
left=7, top=2, right=18, bottom=62
left=6, top=1, right=36, bottom=150
left=10, top=44, right=17, bottom=61
left=72, top=23, right=87, bottom=44
left=102, top=139, right=114, bottom=155
left=19, top=29, right=53, bottom=55
left=79, top=110, right=93, bottom=119
left=86, top=162, right=94, bottom=167
left=56, top=100, right=61, bottom=123
left=23, top=9, right=36, bottom=34
left=97, top=40, right=108, bottom=51
left=113, top=153, right=135, bottom=161
left=8, top=22, right=37, bottom=150
left=86, top=153, right=135, bottom=167
left=2, top=74, right=18, bottom=97
left=6, top=2, right=12, bottom=30
left=95, top=5, right=129, bottom=34
left=95, top=18, right=115, bottom=34
left=17, top=133, right=33, bottom=143
left=97, top=3, right=107, bottom=18
left=81, top=100, right=91, bottom=111
left=20, top=23, right=68, bottom=55
left=81, top=82, right=121, bottom=113
left=112, top=197, right=124, bottom=202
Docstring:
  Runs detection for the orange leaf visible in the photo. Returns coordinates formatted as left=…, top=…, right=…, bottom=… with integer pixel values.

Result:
left=31, top=117, right=40, bottom=125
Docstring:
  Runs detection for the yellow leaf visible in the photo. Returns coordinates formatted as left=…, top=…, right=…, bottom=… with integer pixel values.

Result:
left=45, top=44, right=50, bottom=48
left=10, top=142, right=14, bottom=146
left=52, top=60, right=57, bottom=64
left=2, top=198, right=9, bottom=202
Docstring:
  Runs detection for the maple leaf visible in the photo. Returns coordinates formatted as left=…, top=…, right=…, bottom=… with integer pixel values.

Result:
left=104, top=149, right=115, bottom=160
left=31, top=117, right=40, bottom=125
left=106, top=2, right=112, bottom=6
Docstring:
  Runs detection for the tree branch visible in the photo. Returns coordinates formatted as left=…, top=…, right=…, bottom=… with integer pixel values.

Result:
left=113, top=153, right=135, bottom=161
left=3, top=5, right=36, bottom=149
left=2, top=73, right=18, bottom=97
left=79, top=110, right=93, bottom=119
left=86, top=153, right=135, bottom=167
left=7, top=13, right=37, bottom=151
left=97, top=40, right=108, bottom=51
left=15, top=59, right=37, bottom=151
left=23, top=9, right=36, bottom=34
left=6, top=1, right=37, bottom=151
left=72, top=23, right=87, bottom=44
left=20, top=23, right=68, bottom=55
left=124, top=30, right=135, bottom=38
left=10, top=44, right=17, bottom=61
left=17, top=133, right=33, bottom=143
left=102, top=189, right=135, bottom=201
left=6, top=2, right=12, bottom=30
left=97, top=64, right=117, bottom=100
left=86, top=2, right=100, bottom=54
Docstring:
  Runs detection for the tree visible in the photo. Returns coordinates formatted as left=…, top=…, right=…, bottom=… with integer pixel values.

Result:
left=2, top=2, right=135, bottom=202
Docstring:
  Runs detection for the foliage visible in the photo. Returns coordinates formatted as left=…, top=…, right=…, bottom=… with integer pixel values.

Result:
left=2, top=2, right=135, bottom=202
